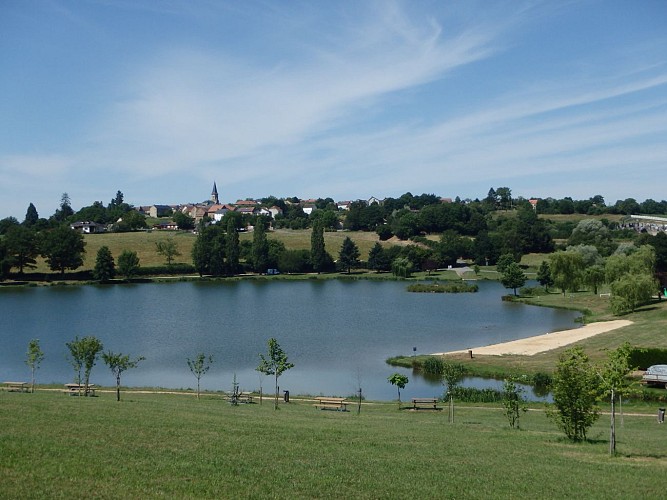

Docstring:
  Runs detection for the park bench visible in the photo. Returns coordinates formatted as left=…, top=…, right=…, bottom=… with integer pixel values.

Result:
left=411, top=398, right=441, bottom=410
left=64, top=383, right=97, bottom=396
left=314, top=397, right=348, bottom=411
left=3, top=381, right=29, bottom=393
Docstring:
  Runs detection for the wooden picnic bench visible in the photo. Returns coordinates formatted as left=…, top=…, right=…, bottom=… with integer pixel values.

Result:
left=3, top=381, right=29, bottom=393
left=314, top=397, right=349, bottom=411
left=411, top=397, right=441, bottom=410
left=64, top=383, right=97, bottom=396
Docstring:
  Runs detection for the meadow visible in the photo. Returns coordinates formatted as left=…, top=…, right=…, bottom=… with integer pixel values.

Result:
left=1, top=390, right=666, bottom=499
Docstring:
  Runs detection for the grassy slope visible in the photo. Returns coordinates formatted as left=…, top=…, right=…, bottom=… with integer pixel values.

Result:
left=29, top=229, right=390, bottom=273
left=1, top=391, right=666, bottom=498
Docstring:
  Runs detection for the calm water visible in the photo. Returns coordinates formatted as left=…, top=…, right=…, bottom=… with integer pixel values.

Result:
left=0, top=280, right=579, bottom=400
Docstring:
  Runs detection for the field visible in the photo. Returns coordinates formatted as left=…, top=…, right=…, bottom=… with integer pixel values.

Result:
left=28, top=229, right=394, bottom=273
left=1, top=390, right=666, bottom=498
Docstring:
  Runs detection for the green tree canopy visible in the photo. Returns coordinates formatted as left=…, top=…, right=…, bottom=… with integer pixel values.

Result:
left=117, top=250, right=140, bottom=280
left=93, top=246, right=116, bottom=281
left=501, top=262, right=527, bottom=296
left=549, top=347, right=600, bottom=441
left=257, top=338, right=294, bottom=410
left=41, top=225, right=86, bottom=274
left=337, top=236, right=360, bottom=274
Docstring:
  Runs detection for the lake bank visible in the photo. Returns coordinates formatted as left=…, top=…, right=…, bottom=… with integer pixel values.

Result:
left=434, top=319, right=634, bottom=357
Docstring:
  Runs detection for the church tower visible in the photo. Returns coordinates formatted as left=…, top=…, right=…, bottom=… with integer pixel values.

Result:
left=211, top=182, right=219, bottom=204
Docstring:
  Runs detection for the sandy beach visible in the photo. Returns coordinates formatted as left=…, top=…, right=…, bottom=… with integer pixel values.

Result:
left=433, top=319, right=633, bottom=357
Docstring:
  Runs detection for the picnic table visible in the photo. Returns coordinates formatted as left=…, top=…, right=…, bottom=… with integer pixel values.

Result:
left=64, top=383, right=97, bottom=396
left=3, top=381, right=29, bottom=393
left=314, top=397, right=349, bottom=411
left=411, top=397, right=441, bottom=410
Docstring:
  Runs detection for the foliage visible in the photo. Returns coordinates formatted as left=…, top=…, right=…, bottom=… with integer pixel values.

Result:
left=391, top=257, right=413, bottom=278
left=422, top=356, right=444, bottom=375
left=582, top=264, right=605, bottom=295
left=610, top=273, right=657, bottom=314
left=567, top=219, right=615, bottom=256
left=407, top=283, right=478, bottom=293
left=172, top=211, right=195, bottom=230
left=628, top=347, right=667, bottom=370
left=367, top=242, right=391, bottom=272
left=24, top=203, right=39, bottom=227
left=252, top=218, right=270, bottom=273
left=502, top=377, right=527, bottom=429
left=225, top=219, right=240, bottom=275
left=337, top=236, right=360, bottom=274
left=596, top=342, right=635, bottom=454
left=500, top=262, right=526, bottom=296
left=549, top=347, right=600, bottom=441
left=310, top=219, right=327, bottom=273
left=93, top=245, right=116, bottom=281
left=187, top=353, right=213, bottom=400
left=257, top=338, right=294, bottom=410
left=387, top=373, right=409, bottom=405
left=66, top=336, right=104, bottom=395
left=4, top=225, right=39, bottom=273
left=495, top=253, right=515, bottom=274
left=25, top=339, right=44, bottom=393
left=41, top=225, right=86, bottom=274
left=441, top=362, right=466, bottom=397
left=549, top=251, right=584, bottom=294
left=117, top=249, right=140, bottom=279
left=102, top=351, right=145, bottom=401
left=155, top=239, right=181, bottom=265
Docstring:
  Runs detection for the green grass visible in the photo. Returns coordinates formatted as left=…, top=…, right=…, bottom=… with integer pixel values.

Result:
left=2, top=390, right=666, bottom=498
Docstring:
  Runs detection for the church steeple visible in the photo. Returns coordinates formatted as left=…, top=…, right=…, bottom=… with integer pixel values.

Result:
left=211, top=182, right=219, bottom=204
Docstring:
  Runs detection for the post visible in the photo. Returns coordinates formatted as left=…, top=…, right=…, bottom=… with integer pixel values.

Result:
left=357, top=387, right=362, bottom=415
left=609, top=388, right=615, bottom=455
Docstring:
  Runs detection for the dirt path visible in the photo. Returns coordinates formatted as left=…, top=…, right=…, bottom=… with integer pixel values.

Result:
left=432, top=320, right=633, bottom=356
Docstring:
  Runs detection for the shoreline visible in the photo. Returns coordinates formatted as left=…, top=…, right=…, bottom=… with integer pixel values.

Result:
left=433, top=319, right=634, bottom=357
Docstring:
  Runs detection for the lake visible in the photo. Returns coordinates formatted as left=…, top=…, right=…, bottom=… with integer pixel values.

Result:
left=0, top=280, right=580, bottom=400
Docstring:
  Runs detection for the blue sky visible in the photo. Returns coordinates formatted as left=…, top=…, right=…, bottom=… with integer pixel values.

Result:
left=1, top=0, right=666, bottom=219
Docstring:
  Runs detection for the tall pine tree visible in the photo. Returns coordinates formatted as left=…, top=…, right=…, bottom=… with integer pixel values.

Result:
left=226, top=218, right=240, bottom=275
left=252, top=217, right=270, bottom=273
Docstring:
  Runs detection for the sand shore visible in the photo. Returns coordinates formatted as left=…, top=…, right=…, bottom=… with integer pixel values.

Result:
left=433, top=319, right=633, bottom=357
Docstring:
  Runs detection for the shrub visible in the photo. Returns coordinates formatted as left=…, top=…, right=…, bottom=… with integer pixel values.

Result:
left=422, top=356, right=444, bottom=376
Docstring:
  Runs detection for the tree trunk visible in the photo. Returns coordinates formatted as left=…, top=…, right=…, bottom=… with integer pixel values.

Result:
left=610, top=388, right=616, bottom=455
left=274, top=374, right=279, bottom=410
left=116, top=374, right=121, bottom=402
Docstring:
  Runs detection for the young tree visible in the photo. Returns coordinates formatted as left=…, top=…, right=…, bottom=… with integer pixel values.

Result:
left=187, top=353, right=213, bottom=400
left=117, top=250, right=140, bottom=279
left=337, top=236, right=360, bottom=274
left=500, top=262, right=527, bottom=296
left=549, top=347, right=600, bottom=441
left=93, top=246, right=116, bottom=281
left=155, top=239, right=181, bottom=265
left=25, top=339, right=44, bottom=393
left=441, top=362, right=466, bottom=423
left=102, top=351, right=145, bottom=401
left=256, top=338, right=294, bottom=410
left=387, top=373, right=409, bottom=407
left=310, top=219, right=327, bottom=273
left=226, top=218, right=240, bottom=275
left=536, top=260, right=554, bottom=291
left=41, top=225, right=86, bottom=274
left=66, top=336, right=104, bottom=396
left=596, top=342, right=634, bottom=455
left=502, top=377, right=527, bottom=429
left=252, top=218, right=270, bottom=273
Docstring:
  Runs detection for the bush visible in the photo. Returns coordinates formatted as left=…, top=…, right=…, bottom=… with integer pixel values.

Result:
left=629, top=347, right=667, bottom=370
left=407, top=283, right=478, bottom=293
left=135, top=264, right=196, bottom=276
left=450, top=387, right=504, bottom=403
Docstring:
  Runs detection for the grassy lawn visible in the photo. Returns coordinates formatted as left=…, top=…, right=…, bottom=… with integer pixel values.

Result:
left=1, top=390, right=666, bottom=498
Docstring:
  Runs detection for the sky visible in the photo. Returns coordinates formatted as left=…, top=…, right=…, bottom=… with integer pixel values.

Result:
left=1, top=0, right=666, bottom=220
